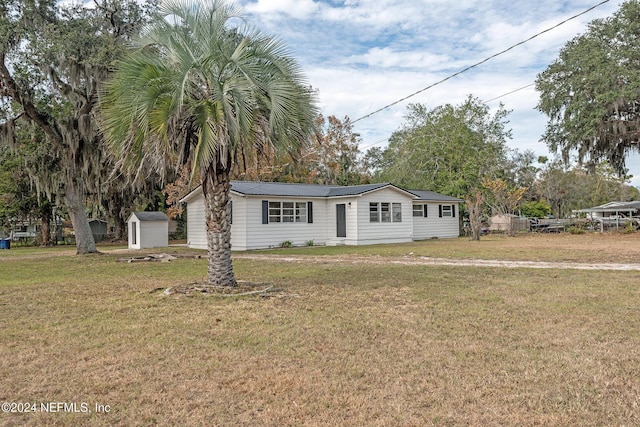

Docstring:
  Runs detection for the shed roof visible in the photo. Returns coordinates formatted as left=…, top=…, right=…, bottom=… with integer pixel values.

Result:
left=130, top=211, right=169, bottom=222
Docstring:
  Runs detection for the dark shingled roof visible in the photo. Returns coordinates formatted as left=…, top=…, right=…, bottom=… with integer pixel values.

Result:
left=181, top=181, right=461, bottom=203
left=407, top=190, right=463, bottom=203
left=131, top=211, right=169, bottom=222
left=230, top=181, right=396, bottom=197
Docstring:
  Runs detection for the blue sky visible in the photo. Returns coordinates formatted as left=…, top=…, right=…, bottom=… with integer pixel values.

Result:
left=235, top=0, right=640, bottom=184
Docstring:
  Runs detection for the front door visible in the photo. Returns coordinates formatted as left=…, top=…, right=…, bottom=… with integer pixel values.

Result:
left=336, top=204, right=346, bottom=238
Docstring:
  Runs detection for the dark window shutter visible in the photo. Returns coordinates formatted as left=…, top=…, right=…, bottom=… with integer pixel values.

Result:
left=439, top=205, right=443, bottom=217
left=230, top=201, right=233, bottom=224
left=307, top=201, right=313, bottom=223
left=423, top=204, right=428, bottom=217
left=262, top=200, right=268, bottom=224
left=452, top=205, right=456, bottom=218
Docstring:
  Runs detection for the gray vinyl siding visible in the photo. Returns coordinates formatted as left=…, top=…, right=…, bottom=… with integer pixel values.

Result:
left=352, top=188, right=413, bottom=245
left=412, top=203, right=460, bottom=239
left=138, top=221, right=169, bottom=248
left=186, top=195, right=207, bottom=250
left=183, top=185, right=460, bottom=250
left=127, top=212, right=169, bottom=249
left=230, top=196, right=247, bottom=251
left=243, top=197, right=328, bottom=250
left=325, top=198, right=358, bottom=246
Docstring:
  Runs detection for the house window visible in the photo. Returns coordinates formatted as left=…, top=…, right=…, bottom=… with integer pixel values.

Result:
left=370, top=202, right=402, bottom=223
left=282, top=202, right=294, bottom=222
left=267, top=201, right=308, bottom=223
left=295, top=202, right=307, bottom=223
left=439, top=205, right=456, bottom=218
left=381, top=203, right=391, bottom=222
left=269, top=202, right=282, bottom=223
left=413, top=205, right=424, bottom=217
left=370, top=203, right=379, bottom=222
left=392, top=203, right=402, bottom=222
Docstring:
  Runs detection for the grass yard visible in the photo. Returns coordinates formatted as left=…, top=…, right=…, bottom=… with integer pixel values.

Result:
left=1, top=233, right=639, bottom=426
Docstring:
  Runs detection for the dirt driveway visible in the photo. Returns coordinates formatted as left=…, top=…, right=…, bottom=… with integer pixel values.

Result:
left=235, top=253, right=640, bottom=271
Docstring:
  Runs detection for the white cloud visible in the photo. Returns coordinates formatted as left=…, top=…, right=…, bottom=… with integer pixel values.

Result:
left=237, top=0, right=639, bottom=182
left=244, top=0, right=321, bottom=19
left=344, top=47, right=452, bottom=70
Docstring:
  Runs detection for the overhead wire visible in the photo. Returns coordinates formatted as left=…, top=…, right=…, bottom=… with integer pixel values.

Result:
left=351, top=0, right=611, bottom=124
left=357, top=83, right=537, bottom=151
left=483, top=83, right=535, bottom=103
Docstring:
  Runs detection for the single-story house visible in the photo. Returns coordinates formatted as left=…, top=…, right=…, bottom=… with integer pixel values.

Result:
left=180, top=181, right=463, bottom=251
left=573, top=201, right=640, bottom=219
left=573, top=201, right=640, bottom=230
left=127, top=211, right=170, bottom=249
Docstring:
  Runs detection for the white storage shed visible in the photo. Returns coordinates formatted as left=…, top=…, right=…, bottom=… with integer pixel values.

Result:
left=127, top=211, right=170, bottom=249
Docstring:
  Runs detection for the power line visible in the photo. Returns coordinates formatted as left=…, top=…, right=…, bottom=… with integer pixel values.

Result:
left=359, top=137, right=389, bottom=151
left=352, top=0, right=611, bottom=124
left=483, top=83, right=535, bottom=103
left=356, top=82, right=535, bottom=151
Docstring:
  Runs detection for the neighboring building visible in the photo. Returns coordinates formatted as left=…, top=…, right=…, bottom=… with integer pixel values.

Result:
left=9, top=222, right=38, bottom=241
left=573, top=201, right=640, bottom=220
left=489, top=213, right=529, bottom=233
left=5, top=217, right=64, bottom=242
left=127, top=211, right=170, bottom=249
left=573, top=201, right=640, bottom=230
left=181, top=181, right=462, bottom=251
left=88, top=219, right=108, bottom=242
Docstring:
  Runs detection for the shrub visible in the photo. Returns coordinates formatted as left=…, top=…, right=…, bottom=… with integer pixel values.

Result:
left=567, top=226, right=585, bottom=235
left=280, top=240, right=293, bottom=248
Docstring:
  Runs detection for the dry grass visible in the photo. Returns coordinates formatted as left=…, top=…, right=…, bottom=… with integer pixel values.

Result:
left=1, top=234, right=640, bottom=426
left=265, top=231, right=640, bottom=264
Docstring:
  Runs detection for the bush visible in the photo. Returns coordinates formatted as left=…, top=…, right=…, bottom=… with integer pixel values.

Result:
left=280, top=240, right=293, bottom=248
left=567, top=226, right=585, bottom=234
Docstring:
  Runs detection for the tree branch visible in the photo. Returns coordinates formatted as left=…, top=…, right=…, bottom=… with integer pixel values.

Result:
left=0, top=52, right=62, bottom=143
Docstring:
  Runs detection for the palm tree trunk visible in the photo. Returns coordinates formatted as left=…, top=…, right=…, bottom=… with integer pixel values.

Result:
left=203, top=168, right=236, bottom=287
left=64, top=180, right=98, bottom=254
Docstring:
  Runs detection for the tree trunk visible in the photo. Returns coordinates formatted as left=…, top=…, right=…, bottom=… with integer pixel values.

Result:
left=203, top=168, right=236, bottom=287
left=113, top=214, right=126, bottom=241
left=39, top=209, right=53, bottom=247
left=466, top=190, right=485, bottom=241
left=64, top=181, right=98, bottom=254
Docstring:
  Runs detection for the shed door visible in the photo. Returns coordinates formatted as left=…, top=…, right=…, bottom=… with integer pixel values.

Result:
left=131, top=221, right=137, bottom=245
left=336, top=204, right=346, bottom=238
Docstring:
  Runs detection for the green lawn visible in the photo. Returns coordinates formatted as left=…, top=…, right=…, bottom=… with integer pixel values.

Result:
left=1, top=234, right=639, bottom=426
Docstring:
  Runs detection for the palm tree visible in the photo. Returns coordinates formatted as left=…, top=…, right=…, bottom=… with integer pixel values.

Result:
left=100, top=0, right=318, bottom=286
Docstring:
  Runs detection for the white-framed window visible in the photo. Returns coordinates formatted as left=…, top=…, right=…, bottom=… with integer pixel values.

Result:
left=392, top=203, right=402, bottom=222
left=295, top=202, right=307, bottom=223
left=370, top=202, right=402, bottom=223
left=381, top=203, right=391, bottom=222
left=268, top=201, right=308, bottom=223
left=413, top=205, right=424, bottom=217
left=370, top=202, right=379, bottom=222
left=269, top=202, right=282, bottom=223
left=439, top=204, right=456, bottom=218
